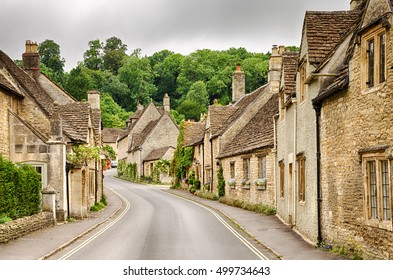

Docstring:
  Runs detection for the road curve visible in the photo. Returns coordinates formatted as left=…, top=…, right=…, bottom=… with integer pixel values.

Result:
left=53, top=170, right=268, bottom=260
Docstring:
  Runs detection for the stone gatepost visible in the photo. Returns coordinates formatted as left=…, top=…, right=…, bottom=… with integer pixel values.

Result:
left=42, top=186, right=57, bottom=224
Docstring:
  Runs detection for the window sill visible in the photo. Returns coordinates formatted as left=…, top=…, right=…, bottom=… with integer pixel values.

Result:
left=361, top=82, right=385, bottom=95
left=242, top=186, right=251, bottom=190
left=365, top=219, right=392, bottom=231
left=256, top=186, right=267, bottom=191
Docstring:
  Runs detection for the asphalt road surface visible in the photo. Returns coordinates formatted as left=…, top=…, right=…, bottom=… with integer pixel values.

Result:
left=49, top=169, right=270, bottom=260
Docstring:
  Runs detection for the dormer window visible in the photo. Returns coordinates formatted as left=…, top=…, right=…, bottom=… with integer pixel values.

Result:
left=362, top=25, right=386, bottom=89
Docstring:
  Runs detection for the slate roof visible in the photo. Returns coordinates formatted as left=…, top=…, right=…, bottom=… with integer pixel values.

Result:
left=128, top=119, right=160, bottom=152
left=144, top=146, right=173, bottom=162
left=212, top=85, right=268, bottom=138
left=183, top=121, right=205, bottom=147
left=102, top=128, right=125, bottom=143
left=0, top=70, right=24, bottom=97
left=303, top=10, right=360, bottom=66
left=0, top=50, right=98, bottom=143
left=282, top=52, right=299, bottom=96
left=58, top=103, right=91, bottom=143
left=218, top=93, right=278, bottom=159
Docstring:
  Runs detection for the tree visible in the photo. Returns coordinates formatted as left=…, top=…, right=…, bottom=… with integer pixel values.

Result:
left=118, top=55, right=157, bottom=111
left=177, top=100, right=205, bottom=121
left=83, top=39, right=104, bottom=70
left=102, top=36, right=127, bottom=75
left=38, top=39, right=65, bottom=74
left=100, top=92, right=131, bottom=128
left=185, top=81, right=209, bottom=107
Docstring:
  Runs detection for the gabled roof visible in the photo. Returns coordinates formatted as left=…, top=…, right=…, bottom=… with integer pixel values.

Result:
left=0, top=49, right=99, bottom=144
left=102, top=128, right=125, bottom=143
left=144, top=146, right=173, bottom=162
left=0, top=50, right=55, bottom=116
left=218, top=93, right=278, bottom=159
left=212, top=84, right=268, bottom=138
left=0, top=71, right=24, bottom=98
left=183, top=121, right=205, bottom=147
left=128, top=119, right=160, bottom=152
left=58, top=103, right=91, bottom=143
left=302, top=10, right=360, bottom=66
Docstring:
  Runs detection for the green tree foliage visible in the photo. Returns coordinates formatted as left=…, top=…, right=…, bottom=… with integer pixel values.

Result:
left=102, top=36, right=127, bottom=75
left=83, top=39, right=104, bottom=70
left=0, top=156, right=41, bottom=219
left=38, top=39, right=65, bottom=74
left=38, top=39, right=66, bottom=86
left=118, top=55, right=157, bottom=111
left=100, top=92, right=131, bottom=128
left=61, top=37, right=278, bottom=127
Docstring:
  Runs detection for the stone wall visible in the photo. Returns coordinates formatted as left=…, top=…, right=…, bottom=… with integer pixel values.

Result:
left=0, top=91, right=10, bottom=157
left=319, top=17, right=393, bottom=259
left=0, top=212, right=54, bottom=243
left=221, top=149, right=275, bottom=207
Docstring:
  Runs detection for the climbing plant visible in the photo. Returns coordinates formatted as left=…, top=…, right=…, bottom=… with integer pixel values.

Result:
left=170, top=121, right=194, bottom=184
left=66, top=144, right=101, bottom=166
left=151, top=159, right=170, bottom=182
left=217, top=164, right=225, bottom=197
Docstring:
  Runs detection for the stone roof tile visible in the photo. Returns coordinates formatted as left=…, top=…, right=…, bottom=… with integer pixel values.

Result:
left=183, top=121, right=205, bottom=147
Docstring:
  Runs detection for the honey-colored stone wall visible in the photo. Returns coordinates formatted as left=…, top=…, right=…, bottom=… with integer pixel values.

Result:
left=320, top=17, right=393, bottom=259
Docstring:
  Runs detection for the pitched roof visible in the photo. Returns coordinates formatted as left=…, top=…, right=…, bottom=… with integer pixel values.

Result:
left=58, top=103, right=91, bottom=142
left=212, top=84, right=268, bottom=138
left=128, top=119, right=160, bottom=151
left=209, top=105, right=237, bottom=136
left=303, top=10, right=360, bottom=65
left=144, top=146, right=173, bottom=162
left=183, top=121, right=205, bottom=147
left=102, top=128, right=125, bottom=143
left=282, top=52, right=299, bottom=96
left=218, top=94, right=278, bottom=159
left=0, top=70, right=24, bottom=97
left=0, top=50, right=54, bottom=115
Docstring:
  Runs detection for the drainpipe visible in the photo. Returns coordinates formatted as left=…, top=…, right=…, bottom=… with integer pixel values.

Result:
left=65, top=163, right=71, bottom=219
left=210, top=138, right=214, bottom=192
left=202, top=143, right=205, bottom=185
left=94, top=159, right=98, bottom=203
left=293, top=97, right=297, bottom=226
left=313, top=103, right=323, bottom=245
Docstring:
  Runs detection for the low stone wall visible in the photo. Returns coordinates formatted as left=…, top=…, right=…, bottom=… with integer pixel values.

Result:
left=0, top=212, right=55, bottom=243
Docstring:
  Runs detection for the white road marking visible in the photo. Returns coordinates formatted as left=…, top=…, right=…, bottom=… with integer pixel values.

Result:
left=57, top=187, right=130, bottom=260
left=163, top=191, right=269, bottom=260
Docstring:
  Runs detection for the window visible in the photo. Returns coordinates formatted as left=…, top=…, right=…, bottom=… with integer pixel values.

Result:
left=362, top=26, right=386, bottom=89
left=243, top=158, right=250, bottom=180
left=279, top=92, right=285, bottom=121
left=259, top=156, right=266, bottom=179
left=230, top=161, right=235, bottom=179
left=25, top=162, right=47, bottom=188
left=279, top=161, right=284, bottom=198
left=365, top=158, right=391, bottom=222
left=299, top=62, right=307, bottom=103
left=297, top=155, right=306, bottom=202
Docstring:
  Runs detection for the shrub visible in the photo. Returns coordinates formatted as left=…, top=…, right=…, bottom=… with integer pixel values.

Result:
left=193, top=179, right=201, bottom=190
left=0, top=155, right=41, bottom=219
left=194, top=190, right=219, bottom=201
left=189, top=186, right=196, bottom=194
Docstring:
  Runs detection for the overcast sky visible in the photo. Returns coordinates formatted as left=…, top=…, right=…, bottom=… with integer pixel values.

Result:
left=1, top=0, right=350, bottom=71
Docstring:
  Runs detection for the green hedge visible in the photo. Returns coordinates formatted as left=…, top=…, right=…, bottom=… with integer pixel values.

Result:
left=0, top=156, right=41, bottom=219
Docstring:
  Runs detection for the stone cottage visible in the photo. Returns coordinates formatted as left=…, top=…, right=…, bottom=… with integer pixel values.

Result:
left=275, top=7, right=360, bottom=244
left=183, top=47, right=283, bottom=204
left=311, top=0, right=393, bottom=259
left=116, top=94, right=179, bottom=182
left=0, top=41, right=103, bottom=221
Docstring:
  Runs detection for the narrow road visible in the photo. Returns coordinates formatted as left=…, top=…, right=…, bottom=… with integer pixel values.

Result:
left=49, top=170, right=271, bottom=260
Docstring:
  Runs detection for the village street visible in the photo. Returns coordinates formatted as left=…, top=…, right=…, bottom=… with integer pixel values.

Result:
left=43, top=169, right=272, bottom=260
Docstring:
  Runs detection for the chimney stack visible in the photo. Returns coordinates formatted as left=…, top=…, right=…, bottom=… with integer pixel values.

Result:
left=22, top=40, right=40, bottom=73
left=268, top=45, right=284, bottom=94
left=163, top=93, right=170, bottom=112
left=87, top=90, right=100, bottom=110
left=232, top=64, right=245, bottom=102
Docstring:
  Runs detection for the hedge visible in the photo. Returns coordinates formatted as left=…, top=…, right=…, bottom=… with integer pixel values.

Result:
left=0, top=156, right=41, bottom=219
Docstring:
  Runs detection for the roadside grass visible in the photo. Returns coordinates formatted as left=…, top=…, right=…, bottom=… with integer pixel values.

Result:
left=219, top=197, right=276, bottom=216
left=0, top=215, right=12, bottom=224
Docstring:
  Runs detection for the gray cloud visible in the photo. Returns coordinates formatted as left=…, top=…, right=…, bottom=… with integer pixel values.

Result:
left=0, top=0, right=349, bottom=71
